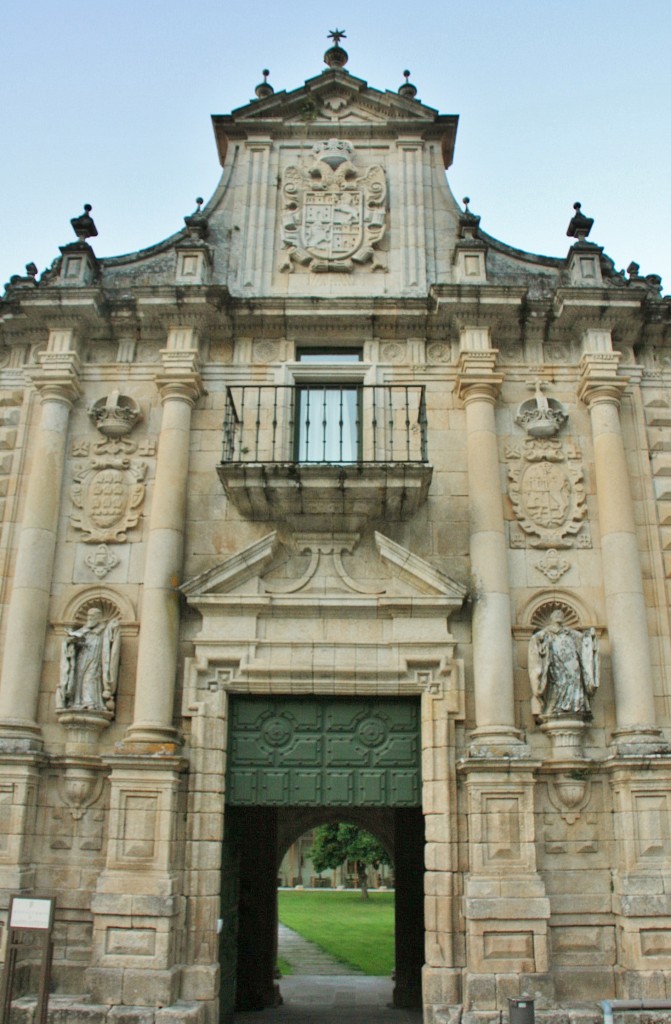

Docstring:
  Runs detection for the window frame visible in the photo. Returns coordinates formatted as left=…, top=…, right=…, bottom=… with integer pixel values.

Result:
left=279, top=350, right=376, bottom=465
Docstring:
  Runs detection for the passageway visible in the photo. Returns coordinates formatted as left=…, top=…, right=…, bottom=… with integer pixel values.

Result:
left=233, top=976, right=423, bottom=1023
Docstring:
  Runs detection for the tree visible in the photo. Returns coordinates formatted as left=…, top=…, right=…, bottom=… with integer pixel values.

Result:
left=310, top=823, right=391, bottom=899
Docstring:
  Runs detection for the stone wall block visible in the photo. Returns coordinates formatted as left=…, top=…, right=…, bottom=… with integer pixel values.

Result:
left=107, top=1007, right=155, bottom=1023
left=155, top=1004, right=206, bottom=1023
left=121, top=967, right=181, bottom=1008
left=86, top=967, right=125, bottom=1005
left=179, top=963, right=219, bottom=1002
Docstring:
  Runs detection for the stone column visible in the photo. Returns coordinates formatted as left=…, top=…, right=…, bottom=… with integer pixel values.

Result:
left=578, top=331, right=663, bottom=751
left=124, top=328, right=203, bottom=750
left=455, top=329, right=522, bottom=751
left=0, top=329, right=81, bottom=748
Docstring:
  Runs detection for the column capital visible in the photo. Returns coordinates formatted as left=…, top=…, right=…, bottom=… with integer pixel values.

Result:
left=28, top=351, right=82, bottom=407
left=156, top=349, right=204, bottom=406
left=577, top=352, right=627, bottom=407
left=455, top=350, right=503, bottom=404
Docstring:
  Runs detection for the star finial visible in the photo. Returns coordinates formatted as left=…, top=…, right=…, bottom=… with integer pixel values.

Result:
left=328, top=28, right=346, bottom=46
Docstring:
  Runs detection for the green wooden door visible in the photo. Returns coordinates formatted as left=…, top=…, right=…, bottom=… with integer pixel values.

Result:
left=226, top=697, right=420, bottom=807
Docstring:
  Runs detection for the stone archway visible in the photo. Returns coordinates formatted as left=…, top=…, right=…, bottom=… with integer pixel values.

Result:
left=181, top=531, right=466, bottom=1022
left=226, top=802, right=424, bottom=1015
left=223, top=696, right=425, bottom=1014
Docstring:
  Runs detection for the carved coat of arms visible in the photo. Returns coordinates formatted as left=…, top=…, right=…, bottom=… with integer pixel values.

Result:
left=71, top=449, right=146, bottom=542
left=70, top=392, right=148, bottom=543
left=507, top=438, right=587, bottom=548
left=280, top=139, right=386, bottom=273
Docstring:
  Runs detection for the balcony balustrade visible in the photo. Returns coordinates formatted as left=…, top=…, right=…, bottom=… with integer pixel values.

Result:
left=217, top=384, right=432, bottom=526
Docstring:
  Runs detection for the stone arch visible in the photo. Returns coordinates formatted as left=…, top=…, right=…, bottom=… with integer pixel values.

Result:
left=520, top=588, right=598, bottom=630
left=58, top=587, right=137, bottom=631
left=277, top=806, right=396, bottom=870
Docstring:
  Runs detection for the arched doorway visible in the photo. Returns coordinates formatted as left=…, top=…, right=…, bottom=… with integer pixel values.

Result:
left=220, top=697, right=424, bottom=1018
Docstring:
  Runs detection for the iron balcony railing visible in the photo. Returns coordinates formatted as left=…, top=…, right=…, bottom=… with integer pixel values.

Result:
left=222, top=384, right=428, bottom=465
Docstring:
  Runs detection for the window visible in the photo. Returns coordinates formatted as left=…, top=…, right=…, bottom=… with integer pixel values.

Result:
left=295, top=349, right=362, bottom=463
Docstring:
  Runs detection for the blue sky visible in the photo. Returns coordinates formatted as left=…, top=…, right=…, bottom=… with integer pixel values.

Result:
left=2, top=1, right=669, bottom=292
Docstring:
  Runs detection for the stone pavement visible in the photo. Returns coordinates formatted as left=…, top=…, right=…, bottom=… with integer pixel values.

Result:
left=234, top=976, right=423, bottom=1022
left=277, top=922, right=364, bottom=975
left=233, top=924, right=422, bottom=1022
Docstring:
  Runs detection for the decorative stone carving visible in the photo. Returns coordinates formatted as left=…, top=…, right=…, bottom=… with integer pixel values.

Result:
left=50, top=766, right=105, bottom=851
left=263, top=533, right=384, bottom=596
left=57, top=606, right=120, bottom=716
left=85, top=544, right=119, bottom=579
left=426, top=343, right=452, bottom=364
left=71, top=453, right=146, bottom=542
left=535, top=549, right=571, bottom=583
left=279, top=138, right=386, bottom=273
left=506, top=437, right=587, bottom=548
left=515, top=380, right=567, bottom=437
left=70, top=391, right=147, bottom=543
left=88, top=390, right=141, bottom=437
left=528, top=607, right=599, bottom=760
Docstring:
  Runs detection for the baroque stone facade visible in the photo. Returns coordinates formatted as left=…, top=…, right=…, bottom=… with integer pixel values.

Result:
left=1, top=38, right=671, bottom=1024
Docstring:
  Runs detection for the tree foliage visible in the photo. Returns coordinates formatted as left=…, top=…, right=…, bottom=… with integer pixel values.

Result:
left=310, top=824, right=391, bottom=898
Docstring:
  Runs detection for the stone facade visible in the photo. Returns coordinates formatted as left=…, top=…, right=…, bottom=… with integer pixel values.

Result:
left=1, top=41, right=671, bottom=1024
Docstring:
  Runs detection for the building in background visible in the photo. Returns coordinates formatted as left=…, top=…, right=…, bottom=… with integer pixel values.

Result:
left=0, top=32, right=671, bottom=1024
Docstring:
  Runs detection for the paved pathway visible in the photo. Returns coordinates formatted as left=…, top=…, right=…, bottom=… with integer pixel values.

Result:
left=234, top=976, right=423, bottom=1022
left=234, top=924, right=423, bottom=1022
left=277, top=922, right=364, bottom=975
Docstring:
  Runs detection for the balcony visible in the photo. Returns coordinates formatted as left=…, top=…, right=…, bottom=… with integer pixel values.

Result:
left=217, top=384, right=433, bottom=526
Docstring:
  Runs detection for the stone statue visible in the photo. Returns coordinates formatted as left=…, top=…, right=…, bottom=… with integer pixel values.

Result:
left=58, top=607, right=120, bottom=713
left=528, top=609, right=599, bottom=719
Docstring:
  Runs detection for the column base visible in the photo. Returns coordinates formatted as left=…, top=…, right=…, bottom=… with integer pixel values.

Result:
left=468, top=725, right=529, bottom=759
left=0, top=718, right=43, bottom=752
left=610, top=725, right=669, bottom=757
left=121, top=721, right=182, bottom=754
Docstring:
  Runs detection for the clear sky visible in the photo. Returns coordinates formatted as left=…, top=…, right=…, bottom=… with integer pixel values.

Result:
left=2, top=0, right=669, bottom=293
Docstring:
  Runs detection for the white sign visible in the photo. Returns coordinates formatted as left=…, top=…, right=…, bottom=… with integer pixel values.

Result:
left=9, top=897, right=53, bottom=931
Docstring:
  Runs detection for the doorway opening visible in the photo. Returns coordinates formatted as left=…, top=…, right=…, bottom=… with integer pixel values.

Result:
left=221, top=697, right=425, bottom=1020
left=224, top=805, right=424, bottom=1017
left=278, top=821, right=394, bottom=980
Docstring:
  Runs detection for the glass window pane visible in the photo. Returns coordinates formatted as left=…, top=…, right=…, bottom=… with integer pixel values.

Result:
left=297, top=386, right=360, bottom=462
left=297, top=349, right=362, bottom=364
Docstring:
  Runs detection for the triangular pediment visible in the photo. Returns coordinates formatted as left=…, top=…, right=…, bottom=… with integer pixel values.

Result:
left=212, top=69, right=458, bottom=166
left=181, top=530, right=467, bottom=607
left=230, top=70, right=439, bottom=126
left=180, top=532, right=280, bottom=598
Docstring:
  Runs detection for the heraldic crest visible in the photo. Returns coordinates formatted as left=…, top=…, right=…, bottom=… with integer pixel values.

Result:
left=279, top=138, right=387, bottom=273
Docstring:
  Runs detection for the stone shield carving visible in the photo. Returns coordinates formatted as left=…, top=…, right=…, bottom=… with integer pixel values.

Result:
left=507, top=438, right=586, bottom=548
left=279, top=138, right=386, bottom=273
left=71, top=449, right=146, bottom=542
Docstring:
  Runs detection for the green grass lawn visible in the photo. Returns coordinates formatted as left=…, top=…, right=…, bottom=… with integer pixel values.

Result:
left=277, top=890, right=395, bottom=976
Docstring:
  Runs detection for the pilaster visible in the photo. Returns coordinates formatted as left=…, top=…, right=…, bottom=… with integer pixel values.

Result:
left=0, top=754, right=44, bottom=895
left=459, top=758, right=552, bottom=1009
left=421, top=688, right=463, bottom=1009
left=87, top=754, right=188, bottom=1008
left=607, top=757, right=671, bottom=997
left=396, top=136, right=427, bottom=291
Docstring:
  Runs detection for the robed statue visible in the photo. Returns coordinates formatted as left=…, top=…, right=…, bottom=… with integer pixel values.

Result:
left=528, top=609, right=599, bottom=720
left=58, top=607, right=121, bottom=714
